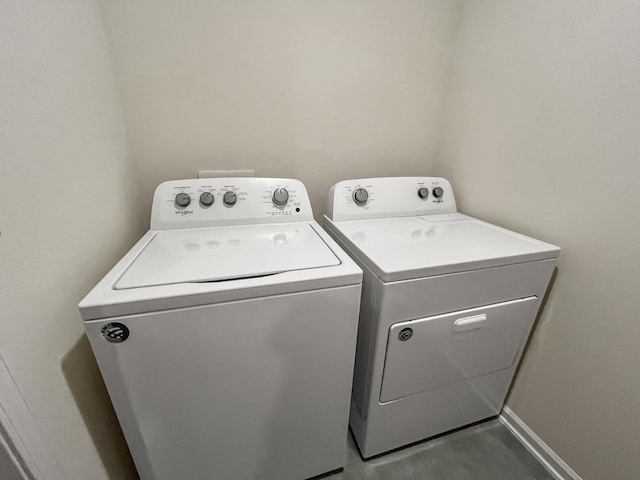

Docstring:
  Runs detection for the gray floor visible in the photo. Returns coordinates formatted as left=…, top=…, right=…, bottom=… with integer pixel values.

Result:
left=324, top=419, right=554, bottom=480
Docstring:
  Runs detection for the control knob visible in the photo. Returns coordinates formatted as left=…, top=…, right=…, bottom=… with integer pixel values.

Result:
left=175, top=193, right=191, bottom=208
left=432, top=187, right=444, bottom=199
left=272, top=188, right=289, bottom=207
left=417, top=187, right=429, bottom=200
left=352, top=188, right=369, bottom=206
left=223, top=191, right=237, bottom=207
left=199, top=192, right=214, bottom=207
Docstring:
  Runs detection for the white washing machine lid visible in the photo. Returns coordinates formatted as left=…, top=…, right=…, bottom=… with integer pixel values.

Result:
left=328, top=213, right=560, bottom=282
left=116, top=223, right=340, bottom=289
left=79, top=220, right=362, bottom=321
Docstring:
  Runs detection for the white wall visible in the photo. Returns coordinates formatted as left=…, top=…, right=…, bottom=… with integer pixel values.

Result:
left=0, top=0, right=144, bottom=478
left=436, top=2, right=640, bottom=479
left=100, top=0, right=462, bottom=218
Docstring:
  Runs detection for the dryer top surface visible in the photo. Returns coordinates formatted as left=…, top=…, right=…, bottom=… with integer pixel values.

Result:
left=326, top=213, right=559, bottom=282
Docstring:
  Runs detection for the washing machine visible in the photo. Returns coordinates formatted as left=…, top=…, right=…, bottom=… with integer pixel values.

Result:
left=323, top=176, right=560, bottom=458
left=78, top=177, right=362, bottom=480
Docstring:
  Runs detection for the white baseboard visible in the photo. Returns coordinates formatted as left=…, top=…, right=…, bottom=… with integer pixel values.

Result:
left=500, top=406, right=582, bottom=480
left=0, top=422, right=31, bottom=480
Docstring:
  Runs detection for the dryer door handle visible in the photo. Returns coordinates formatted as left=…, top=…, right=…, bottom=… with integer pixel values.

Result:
left=453, top=314, right=487, bottom=332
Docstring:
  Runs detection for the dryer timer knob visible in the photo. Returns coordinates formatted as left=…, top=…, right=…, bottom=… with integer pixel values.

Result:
left=353, top=188, right=369, bottom=206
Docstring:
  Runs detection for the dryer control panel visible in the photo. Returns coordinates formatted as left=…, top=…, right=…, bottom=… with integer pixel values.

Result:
left=150, top=178, right=313, bottom=229
left=325, top=177, right=457, bottom=222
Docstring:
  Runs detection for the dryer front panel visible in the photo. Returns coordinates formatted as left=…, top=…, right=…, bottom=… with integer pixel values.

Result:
left=380, top=296, right=538, bottom=403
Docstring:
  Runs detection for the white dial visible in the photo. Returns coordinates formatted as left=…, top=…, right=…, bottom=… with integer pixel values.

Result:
left=223, top=191, right=237, bottom=207
left=352, top=188, right=369, bottom=206
left=272, top=188, right=289, bottom=206
left=199, top=192, right=214, bottom=207
left=175, top=193, right=191, bottom=208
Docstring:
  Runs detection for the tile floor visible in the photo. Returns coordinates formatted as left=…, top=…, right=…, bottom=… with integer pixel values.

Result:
left=324, top=419, right=554, bottom=480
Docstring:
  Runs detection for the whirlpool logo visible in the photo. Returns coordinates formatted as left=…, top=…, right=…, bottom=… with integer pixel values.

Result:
left=100, top=323, right=130, bottom=343
left=175, top=209, right=194, bottom=216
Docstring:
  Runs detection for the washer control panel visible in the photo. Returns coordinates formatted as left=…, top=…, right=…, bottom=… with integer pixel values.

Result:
left=151, top=178, right=313, bottom=229
left=325, top=177, right=456, bottom=221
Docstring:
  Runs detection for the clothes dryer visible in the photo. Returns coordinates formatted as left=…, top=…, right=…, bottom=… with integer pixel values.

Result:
left=79, top=178, right=362, bottom=480
left=324, top=177, right=559, bottom=458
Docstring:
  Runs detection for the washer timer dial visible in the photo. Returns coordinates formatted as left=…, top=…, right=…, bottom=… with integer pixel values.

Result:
left=432, top=187, right=444, bottom=199
left=352, top=188, right=369, bottom=206
left=272, top=188, right=289, bottom=207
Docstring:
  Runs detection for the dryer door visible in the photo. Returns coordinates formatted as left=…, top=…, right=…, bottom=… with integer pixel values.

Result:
left=380, top=296, right=538, bottom=403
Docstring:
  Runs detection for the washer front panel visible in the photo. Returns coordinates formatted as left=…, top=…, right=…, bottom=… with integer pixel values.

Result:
left=85, top=285, right=360, bottom=480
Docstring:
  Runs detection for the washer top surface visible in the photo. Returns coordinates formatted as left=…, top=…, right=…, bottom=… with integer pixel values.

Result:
left=324, top=177, right=559, bottom=282
left=116, top=223, right=340, bottom=289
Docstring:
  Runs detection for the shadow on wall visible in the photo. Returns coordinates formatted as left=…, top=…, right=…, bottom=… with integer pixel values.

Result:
left=62, top=335, right=137, bottom=480
left=505, top=266, right=559, bottom=403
